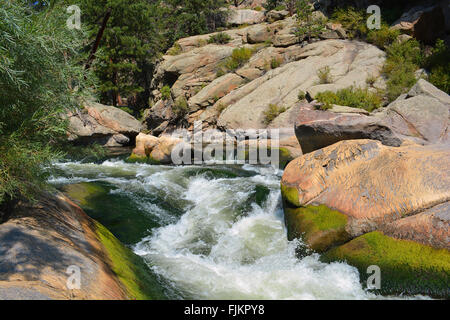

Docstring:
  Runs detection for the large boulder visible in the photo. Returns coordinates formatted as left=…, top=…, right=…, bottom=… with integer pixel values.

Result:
left=0, top=193, right=160, bottom=300
left=391, top=3, right=447, bottom=44
left=68, top=101, right=143, bottom=147
left=227, top=9, right=266, bottom=26
left=281, top=139, right=450, bottom=297
left=295, top=80, right=450, bottom=154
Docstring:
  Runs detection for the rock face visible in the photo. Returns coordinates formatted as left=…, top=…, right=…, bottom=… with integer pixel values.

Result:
left=146, top=13, right=359, bottom=135
left=68, top=101, right=143, bottom=147
left=0, top=193, right=153, bottom=300
left=391, top=2, right=447, bottom=44
left=217, top=40, right=385, bottom=130
left=227, top=9, right=266, bottom=26
left=281, top=139, right=450, bottom=297
left=295, top=80, right=450, bottom=154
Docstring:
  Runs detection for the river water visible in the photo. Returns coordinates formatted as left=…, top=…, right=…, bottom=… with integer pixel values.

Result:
left=48, top=158, right=423, bottom=300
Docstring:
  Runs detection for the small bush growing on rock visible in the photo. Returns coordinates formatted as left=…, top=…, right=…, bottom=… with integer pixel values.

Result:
left=316, top=87, right=382, bottom=112
left=167, top=43, right=182, bottom=56
left=208, top=32, right=232, bottom=44
left=424, top=39, right=450, bottom=94
left=295, top=0, right=325, bottom=42
left=331, top=7, right=399, bottom=49
left=317, top=66, right=333, bottom=84
left=173, top=96, right=189, bottom=117
left=366, top=25, right=400, bottom=49
left=161, top=86, right=172, bottom=100
left=217, top=47, right=255, bottom=76
left=270, top=57, right=282, bottom=69
left=263, top=104, right=287, bottom=125
left=383, top=40, right=423, bottom=101
left=119, top=106, right=134, bottom=115
left=298, top=90, right=306, bottom=101
left=366, top=74, right=377, bottom=87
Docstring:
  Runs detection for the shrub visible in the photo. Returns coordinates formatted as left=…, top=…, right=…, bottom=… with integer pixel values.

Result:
left=172, top=96, right=189, bottom=117
left=119, top=106, right=134, bottom=115
left=298, top=90, right=306, bottom=101
left=161, top=86, right=172, bottom=100
left=332, top=7, right=399, bottom=49
left=208, top=32, right=232, bottom=44
left=331, top=7, right=367, bottom=39
left=263, top=104, right=287, bottom=125
left=270, top=57, right=282, bottom=69
left=366, top=24, right=400, bottom=49
left=167, top=43, right=182, bottom=56
left=0, top=1, right=94, bottom=206
left=366, top=74, right=377, bottom=87
left=382, top=40, right=423, bottom=101
left=424, top=39, right=450, bottom=94
left=315, top=87, right=382, bottom=112
left=217, top=47, right=254, bottom=76
left=295, top=0, right=325, bottom=41
left=317, top=66, right=333, bottom=84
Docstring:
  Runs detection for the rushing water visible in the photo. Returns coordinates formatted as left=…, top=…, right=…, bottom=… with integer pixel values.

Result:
left=48, top=159, right=424, bottom=300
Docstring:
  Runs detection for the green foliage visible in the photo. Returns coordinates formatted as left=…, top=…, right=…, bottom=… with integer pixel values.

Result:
left=317, top=66, right=333, bottom=84
left=331, top=7, right=399, bottom=49
left=263, top=104, right=287, bottom=125
left=331, top=7, right=367, bottom=40
left=295, top=0, right=325, bottom=41
left=383, top=40, right=423, bottom=101
left=298, top=90, right=306, bottom=101
left=76, top=0, right=164, bottom=107
left=366, top=25, right=400, bottom=49
left=217, top=47, right=254, bottom=76
left=0, top=0, right=94, bottom=205
left=270, top=57, right=282, bottom=69
left=161, top=86, right=172, bottom=100
left=172, top=96, right=189, bottom=117
left=316, top=87, right=383, bottom=112
left=208, top=32, right=232, bottom=44
left=167, top=43, right=182, bottom=56
left=425, top=39, right=450, bottom=94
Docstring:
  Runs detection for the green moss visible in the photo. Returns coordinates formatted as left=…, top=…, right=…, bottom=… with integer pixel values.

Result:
left=284, top=205, right=350, bottom=252
left=62, top=182, right=107, bottom=209
left=280, top=183, right=300, bottom=207
left=278, top=147, right=292, bottom=169
left=126, top=153, right=148, bottom=164
left=321, top=231, right=450, bottom=298
left=95, top=221, right=165, bottom=300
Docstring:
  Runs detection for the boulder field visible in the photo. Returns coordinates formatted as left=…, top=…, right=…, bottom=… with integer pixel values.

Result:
left=0, top=193, right=161, bottom=300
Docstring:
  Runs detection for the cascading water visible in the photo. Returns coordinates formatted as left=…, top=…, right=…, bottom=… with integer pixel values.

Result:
left=49, top=159, right=425, bottom=300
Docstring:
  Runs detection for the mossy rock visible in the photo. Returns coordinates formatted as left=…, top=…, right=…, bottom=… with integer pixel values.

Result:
left=126, top=153, right=148, bottom=164
left=95, top=221, right=166, bottom=300
left=280, top=183, right=300, bottom=207
left=284, top=204, right=350, bottom=252
left=62, top=182, right=108, bottom=210
left=321, top=231, right=450, bottom=298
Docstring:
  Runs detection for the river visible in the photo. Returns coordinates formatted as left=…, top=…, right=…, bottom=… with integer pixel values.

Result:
left=48, top=158, right=425, bottom=300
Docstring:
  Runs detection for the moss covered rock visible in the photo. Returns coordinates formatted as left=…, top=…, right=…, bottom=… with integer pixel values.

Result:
left=284, top=204, right=350, bottom=252
left=321, top=231, right=450, bottom=298
left=95, top=221, right=165, bottom=300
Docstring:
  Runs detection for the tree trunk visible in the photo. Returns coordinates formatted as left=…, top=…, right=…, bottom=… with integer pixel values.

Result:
left=85, top=7, right=112, bottom=70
